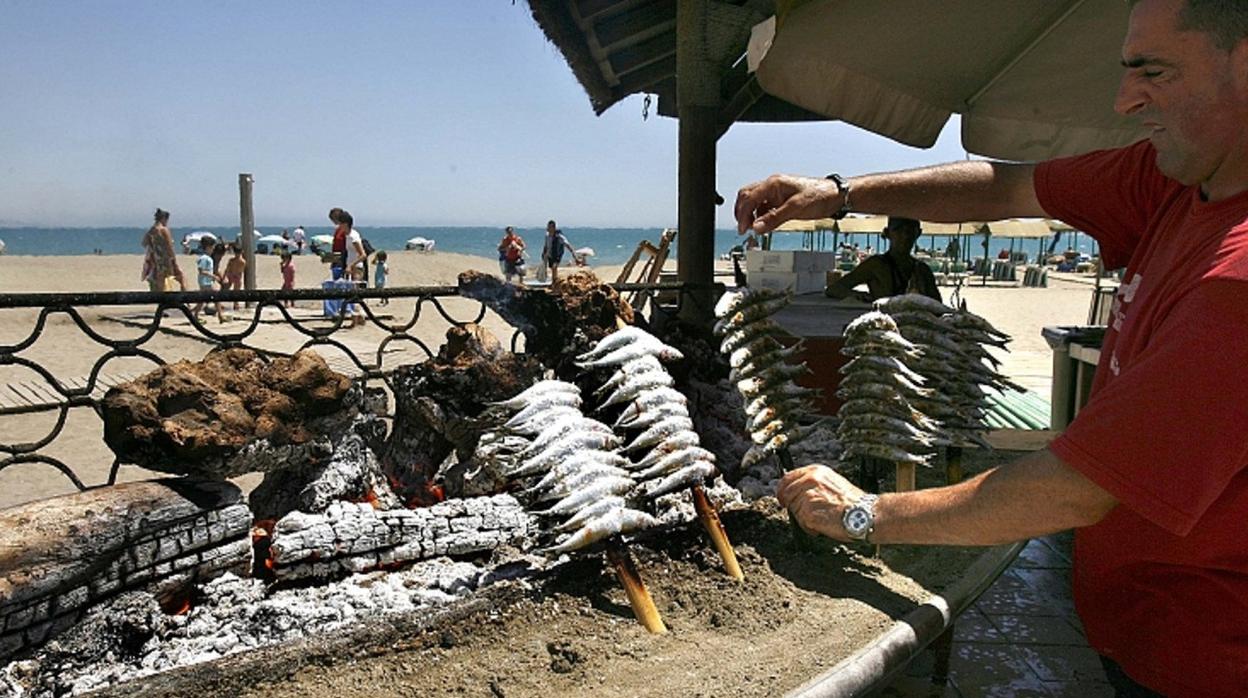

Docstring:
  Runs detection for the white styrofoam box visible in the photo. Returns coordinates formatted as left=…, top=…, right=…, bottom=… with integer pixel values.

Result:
left=806, top=252, right=837, bottom=272
left=747, top=271, right=826, bottom=294
left=746, top=250, right=797, bottom=273
left=747, top=250, right=838, bottom=273
left=748, top=271, right=798, bottom=292
left=795, top=271, right=827, bottom=294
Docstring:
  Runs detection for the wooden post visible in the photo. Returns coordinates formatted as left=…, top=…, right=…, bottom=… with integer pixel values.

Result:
left=946, top=446, right=965, bottom=485
left=238, top=173, right=256, bottom=295
left=895, top=461, right=917, bottom=493
left=677, top=0, right=719, bottom=323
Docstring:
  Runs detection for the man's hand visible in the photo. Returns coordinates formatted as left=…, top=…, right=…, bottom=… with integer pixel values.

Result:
left=734, top=175, right=843, bottom=234
left=776, top=465, right=867, bottom=541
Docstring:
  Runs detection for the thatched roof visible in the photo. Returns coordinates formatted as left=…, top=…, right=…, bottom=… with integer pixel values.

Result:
left=525, top=0, right=826, bottom=124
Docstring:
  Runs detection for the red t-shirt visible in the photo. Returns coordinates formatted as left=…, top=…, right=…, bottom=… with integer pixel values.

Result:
left=1036, top=140, right=1248, bottom=697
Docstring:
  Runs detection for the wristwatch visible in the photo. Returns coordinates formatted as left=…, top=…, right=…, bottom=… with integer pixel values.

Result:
left=825, top=173, right=853, bottom=220
left=842, top=493, right=879, bottom=542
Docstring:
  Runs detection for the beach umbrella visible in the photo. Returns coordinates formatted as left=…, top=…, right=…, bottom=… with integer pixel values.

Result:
left=257, top=234, right=292, bottom=246
left=311, top=234, right=333, bottom=246
left=405, top=237, right=436, bottom=252
left=747, top=0, right=1147, bottom=161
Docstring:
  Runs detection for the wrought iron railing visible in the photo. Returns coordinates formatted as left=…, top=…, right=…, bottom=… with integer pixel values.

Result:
left=0, top=282, right=706, bottom=505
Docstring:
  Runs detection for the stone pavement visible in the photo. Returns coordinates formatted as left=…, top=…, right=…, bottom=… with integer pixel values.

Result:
left=884, top=532, right=1114, bottom=697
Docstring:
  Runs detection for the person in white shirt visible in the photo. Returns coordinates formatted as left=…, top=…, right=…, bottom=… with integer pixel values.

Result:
left=338, top=212, right=367, bottom=327
left=292, top=225, right=306, bottom=254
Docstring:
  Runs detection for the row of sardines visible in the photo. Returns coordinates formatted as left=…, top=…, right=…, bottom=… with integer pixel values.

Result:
left=713, top=288, right=822, bottom=470
left=478, top=327, right=718, bottom=555
left=838, top=294, right=1019, bottom=464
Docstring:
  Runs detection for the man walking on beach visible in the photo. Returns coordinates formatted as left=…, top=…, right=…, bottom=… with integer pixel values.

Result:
left=735, top=1, right=1248, bottom=694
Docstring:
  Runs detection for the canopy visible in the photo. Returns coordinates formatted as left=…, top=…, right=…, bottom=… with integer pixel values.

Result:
left=982, top=219, right=1054, bottom=239
left=256, top=235, right=292, bottom=246
left=749, top=0, right=1147, bottom=161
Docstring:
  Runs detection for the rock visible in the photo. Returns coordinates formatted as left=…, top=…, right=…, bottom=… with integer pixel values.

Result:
left=101, top=348, right=355, bottom=479
left=383, top=325, right=543, bottom=504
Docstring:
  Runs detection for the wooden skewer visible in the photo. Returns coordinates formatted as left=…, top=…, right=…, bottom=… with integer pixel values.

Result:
left=606, top=540, right=667, bottom=634
left=690, top=484, right=744, bottom=581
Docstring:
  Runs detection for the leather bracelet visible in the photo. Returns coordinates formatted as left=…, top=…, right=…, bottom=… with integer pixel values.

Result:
left=826, top=173, right=852, bottom=220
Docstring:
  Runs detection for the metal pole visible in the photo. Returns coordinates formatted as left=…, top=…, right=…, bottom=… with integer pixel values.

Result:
left=239, top=173, right=256, bottom=294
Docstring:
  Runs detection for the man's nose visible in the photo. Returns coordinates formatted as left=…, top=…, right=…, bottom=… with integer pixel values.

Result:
left=1114, top=73, right=1148, bottom=116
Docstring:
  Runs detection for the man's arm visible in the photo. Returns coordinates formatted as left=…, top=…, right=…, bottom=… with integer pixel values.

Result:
left=736, top=161, right=1045, bottom=235
left=778, top=448, right=1117, bottom=546
left=825, top=257, right=883, bottom=301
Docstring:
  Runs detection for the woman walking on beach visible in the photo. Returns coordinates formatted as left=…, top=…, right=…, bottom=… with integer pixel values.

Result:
left=141, top=208, right=185, bottom=292
left=498, top=227, right=526, bottom=284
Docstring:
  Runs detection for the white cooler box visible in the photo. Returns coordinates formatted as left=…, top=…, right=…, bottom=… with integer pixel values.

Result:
left=746, top=250, right=836, bottom=274
left=749, top=271, right=827, bottom=295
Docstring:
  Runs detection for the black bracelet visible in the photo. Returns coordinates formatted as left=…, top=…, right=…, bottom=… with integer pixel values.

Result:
left=826, top=173, right=852, bottom=220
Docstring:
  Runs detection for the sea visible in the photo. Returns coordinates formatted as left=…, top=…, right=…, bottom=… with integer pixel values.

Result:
left=0, top=225, right=1097, bottom=266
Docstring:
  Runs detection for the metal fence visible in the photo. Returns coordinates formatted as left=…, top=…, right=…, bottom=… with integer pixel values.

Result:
left=0, top=282, right=700, bottom=503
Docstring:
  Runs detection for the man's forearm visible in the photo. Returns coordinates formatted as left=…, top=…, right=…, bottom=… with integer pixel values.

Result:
left=872, top=449, right=1116, bottom=546
left=849, top=161, right=1046, bottom=223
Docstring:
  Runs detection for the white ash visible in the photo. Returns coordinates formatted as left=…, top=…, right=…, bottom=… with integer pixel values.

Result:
left=649, top=476, right=744, bottom=525
left=733, top=423, right=843, bottom=502
left=1, top=558, right=503, bottom=698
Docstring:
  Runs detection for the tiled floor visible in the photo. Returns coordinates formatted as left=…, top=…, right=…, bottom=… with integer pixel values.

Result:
left=883, top=533, right=1114, bottom=697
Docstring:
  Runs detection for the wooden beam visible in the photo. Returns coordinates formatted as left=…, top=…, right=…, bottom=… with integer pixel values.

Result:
left=614, top=55, right=676, bottom=96
left=608, top=30, right=676, bottom=77
left=594, top=1, right=676, bottom=51
left=575, top=0, right=643, bottom=25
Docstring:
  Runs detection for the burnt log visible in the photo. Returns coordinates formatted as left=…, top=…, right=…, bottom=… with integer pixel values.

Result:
left=268, top=495, right=533, bottom=582
left=457, top=269, right=632, bottom=372
left=382, top=325, right=542, bottom=502
left=0, top=479, right=252, bottom=661
left=249, top=422, right=403, bottom=521
left=101, top=348, right=358, bottom=479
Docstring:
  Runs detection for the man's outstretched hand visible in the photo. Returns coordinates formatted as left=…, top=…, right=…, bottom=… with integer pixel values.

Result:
left=734, top=175, right=843, bottom=235
left=776, top=464, right=867, bottom=541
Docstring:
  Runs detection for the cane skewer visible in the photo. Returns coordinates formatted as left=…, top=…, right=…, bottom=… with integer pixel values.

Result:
left=690, top=484, right=744, bottom=581
left=606, top=540, right=667, bottom=634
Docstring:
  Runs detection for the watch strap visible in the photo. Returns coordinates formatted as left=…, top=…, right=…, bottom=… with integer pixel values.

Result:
left=825, top=173, right=852, bottom=220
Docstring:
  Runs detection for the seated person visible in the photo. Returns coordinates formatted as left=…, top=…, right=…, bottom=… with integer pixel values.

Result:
left=825, top=217, right=941, bottom=303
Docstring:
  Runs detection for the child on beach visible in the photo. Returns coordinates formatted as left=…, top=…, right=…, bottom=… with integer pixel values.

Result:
left=223, top=244, right=246, bottom=309
left=192, top=238, right=226, bottom=324
left=279, top=252, right=296, bottom=307
left=373, top=251, right=389, bottom=305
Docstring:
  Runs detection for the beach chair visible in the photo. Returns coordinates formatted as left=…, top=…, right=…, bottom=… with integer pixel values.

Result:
left=616, top=228, right=677, bottom=313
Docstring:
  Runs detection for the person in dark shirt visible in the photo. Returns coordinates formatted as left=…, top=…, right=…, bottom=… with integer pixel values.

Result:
left=825, top=217, right=940, bottom=302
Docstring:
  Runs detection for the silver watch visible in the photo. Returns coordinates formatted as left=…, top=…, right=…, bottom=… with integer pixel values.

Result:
left=842, top=493, right=879, bottom=542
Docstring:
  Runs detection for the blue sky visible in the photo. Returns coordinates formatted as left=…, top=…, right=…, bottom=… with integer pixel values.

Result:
left=0, top=1, right=968, bottom=229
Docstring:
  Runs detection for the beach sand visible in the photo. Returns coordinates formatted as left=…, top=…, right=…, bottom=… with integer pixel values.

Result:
left=0, top=251, right=1098, bottom=509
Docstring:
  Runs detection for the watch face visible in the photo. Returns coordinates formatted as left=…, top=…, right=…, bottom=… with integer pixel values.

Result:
left=846, top=508, right=870, bottom=535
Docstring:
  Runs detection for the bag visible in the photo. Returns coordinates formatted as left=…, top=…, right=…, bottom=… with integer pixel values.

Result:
left=533, top=261, right=548, bottom=283
left=362, top=238, right=375, bottom=257
left=163, top=275, right=178, bottom=292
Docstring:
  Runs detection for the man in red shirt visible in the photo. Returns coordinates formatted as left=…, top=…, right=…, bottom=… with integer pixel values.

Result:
left=734, top=1, right=1248, bottom=695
